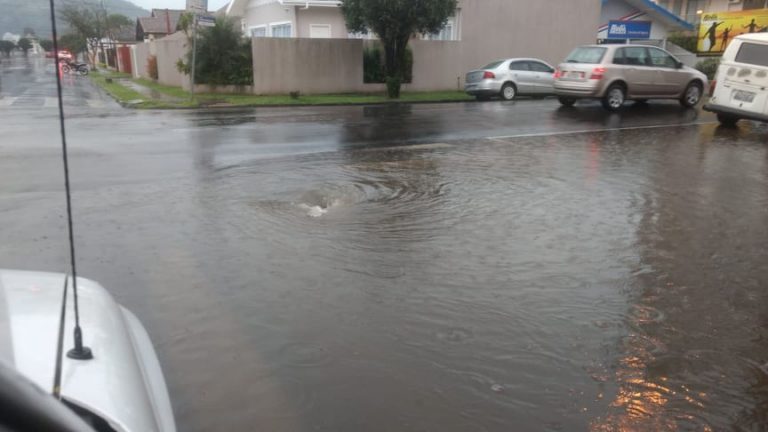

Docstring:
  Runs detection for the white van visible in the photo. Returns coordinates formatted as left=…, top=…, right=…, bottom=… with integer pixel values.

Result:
left=704, top=33, right=768, bottom=126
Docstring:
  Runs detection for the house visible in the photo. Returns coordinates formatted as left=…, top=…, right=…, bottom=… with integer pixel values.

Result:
left=599, top=0, right=695, bottom=42
left=136, top=9, right=186, bottom=41
left=224, top=0, right=349, bottom=38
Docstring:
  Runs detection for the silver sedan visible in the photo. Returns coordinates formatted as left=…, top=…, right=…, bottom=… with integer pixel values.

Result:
left=465, top=58, right=556, bottom=101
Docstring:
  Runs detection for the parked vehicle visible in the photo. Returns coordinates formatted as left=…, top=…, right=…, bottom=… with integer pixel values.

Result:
left=465, top=58, right=556, bottom=101
left=554, top=45, right=708, bottom=111
left=0, top=269, right=177, bottom=432
left=704, top=33, right=768, bottom=126
left=62, top=61, right=89, bottom=76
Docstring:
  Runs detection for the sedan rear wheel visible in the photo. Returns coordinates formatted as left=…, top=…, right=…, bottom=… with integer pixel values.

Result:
left=680, top=82, right=702, bottom=108
left=500, top=83, right=517, bottom=101
left=601, top=85, right=626, bottom=111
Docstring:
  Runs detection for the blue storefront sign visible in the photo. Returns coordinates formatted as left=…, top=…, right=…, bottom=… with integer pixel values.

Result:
left=607, top=20, right=652, bottom=39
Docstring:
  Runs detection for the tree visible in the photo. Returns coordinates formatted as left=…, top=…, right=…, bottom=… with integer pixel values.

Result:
left=177, top=17, right=253, bottom=86
left=0, top=40, right=15, bottom=57
left=39, top=39, right=54, bottom=52
left=58, top=2, right=107, bottom=64
left=23, top=27, right=36, bottom=37
left=341, top=0, right=457, bottom=98
left=17, top=38, right=32, bottom=56
left=59, top=34, right=87, bottom=56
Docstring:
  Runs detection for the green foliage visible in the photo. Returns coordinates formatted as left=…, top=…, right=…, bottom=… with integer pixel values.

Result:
left=180, top=17, right=253, bottom=86
left=147, top=55, right=159, bottom=80
left=695, top=57, right=720, bottom=80
left=0, top=40, right=15, bottom=57
left=39, top=39, right=53, bottom=51
left=364, top=43, right=412, bottom=83
left=17, top=38, right=32, bottom=55
left=342, top=0, right=457, bottom=98
left=58, top=34, right=87, bottom=54
left=667, top=31, right=697, bottom=53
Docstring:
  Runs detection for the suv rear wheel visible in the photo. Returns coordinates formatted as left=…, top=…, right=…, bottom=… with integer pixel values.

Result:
left=602, top=84, right=626, bottom=111
left=680, top=82, right=703, bottom=108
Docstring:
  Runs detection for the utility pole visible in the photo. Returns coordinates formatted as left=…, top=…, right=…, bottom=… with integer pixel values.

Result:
left=190, top=14, right=198, bottom=97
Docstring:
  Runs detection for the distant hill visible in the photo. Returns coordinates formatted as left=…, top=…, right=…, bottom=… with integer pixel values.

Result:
left=0, top=0, right=149, bottom=39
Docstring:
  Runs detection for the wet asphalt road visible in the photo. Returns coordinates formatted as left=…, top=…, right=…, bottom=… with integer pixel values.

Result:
left=2, top=57, right=768, bottom=432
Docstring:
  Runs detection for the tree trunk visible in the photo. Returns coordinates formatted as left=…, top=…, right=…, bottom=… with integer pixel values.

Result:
left=382, top=36, right=409, bottom=98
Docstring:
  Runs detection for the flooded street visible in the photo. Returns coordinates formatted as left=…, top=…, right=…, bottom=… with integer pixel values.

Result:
left=2, top=59, right=768, bottom=431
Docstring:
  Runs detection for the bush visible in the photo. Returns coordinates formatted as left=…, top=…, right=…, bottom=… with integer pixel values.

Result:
left=147, top=55, right=158, bottom=80
left=363, top=43, right=412, bottom=84
left=180, top=17, right=253, bottom=86
left=667, top=31, right=698, bottom=53
left=695, top=57, right=720, bottom=80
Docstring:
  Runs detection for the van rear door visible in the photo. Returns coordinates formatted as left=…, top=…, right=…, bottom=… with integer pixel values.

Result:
left=720, top=41, right=768, bottom=114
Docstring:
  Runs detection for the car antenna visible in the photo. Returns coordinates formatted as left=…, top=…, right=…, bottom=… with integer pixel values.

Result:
left=48, top=0, right=93, bottom=361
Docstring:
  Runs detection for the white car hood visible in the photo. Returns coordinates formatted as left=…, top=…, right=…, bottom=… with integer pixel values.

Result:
left=0, top=269, right=175, bottom=432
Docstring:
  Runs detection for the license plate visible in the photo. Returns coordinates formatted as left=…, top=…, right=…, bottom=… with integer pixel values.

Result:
left=566, top=72, right=584, bottom=79
left=733, top=90, right=755, bottom=103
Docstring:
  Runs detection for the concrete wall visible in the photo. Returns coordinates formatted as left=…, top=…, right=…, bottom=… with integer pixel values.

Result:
left=132, top=42, right=151, bottom=79
left=155, top=32, right=188, bottom=88
left=252, top=37, right=364, bottom=94
left=295, top=7, right=349, bottom=38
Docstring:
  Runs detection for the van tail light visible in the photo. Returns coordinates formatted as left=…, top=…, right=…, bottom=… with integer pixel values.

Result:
left=483, top=71, right=495, bottom=79
left=709, top=79, right=717, bottom=97
left=553, top=68, right=563, bottom=79
left=590, top=67, right=606, bottom=80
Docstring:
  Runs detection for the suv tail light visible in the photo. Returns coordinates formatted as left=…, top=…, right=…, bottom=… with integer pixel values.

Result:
left=553, top=68, right=563, bottom=79
left=590, top=67, right=606, bottom=80
left=709, top=80, right=717, bottom=97
left=483, top=71, right=496, bottom=79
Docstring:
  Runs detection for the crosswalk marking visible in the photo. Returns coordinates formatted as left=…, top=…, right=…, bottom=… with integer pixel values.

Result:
left=44, top=97, right=59, bottom=108
left=0, top=97, right=18, bottom=107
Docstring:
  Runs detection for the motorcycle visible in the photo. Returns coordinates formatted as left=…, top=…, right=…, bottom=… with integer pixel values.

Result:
left=62, top=61, right=89, bottom=76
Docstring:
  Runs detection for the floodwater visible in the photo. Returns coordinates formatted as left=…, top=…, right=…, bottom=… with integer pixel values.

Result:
left=150, top=121, right=768, bottom=431
left=2, top=58, right=768, bottom=431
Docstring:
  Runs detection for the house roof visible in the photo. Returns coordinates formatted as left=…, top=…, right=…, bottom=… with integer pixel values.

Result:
left=137, top=9, right=186, bottom=36
left=137, top=17, right=175, bottom=35
left=602, top=0, right=695, bottom=31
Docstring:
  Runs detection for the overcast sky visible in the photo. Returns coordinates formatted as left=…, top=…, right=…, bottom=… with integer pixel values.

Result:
left=128, top=0, right=230, bottom=11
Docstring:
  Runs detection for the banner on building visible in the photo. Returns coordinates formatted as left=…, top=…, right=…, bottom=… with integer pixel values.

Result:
left=607, top=20, right=652, bottom=39
left=697, top=9, right=768, bottom=55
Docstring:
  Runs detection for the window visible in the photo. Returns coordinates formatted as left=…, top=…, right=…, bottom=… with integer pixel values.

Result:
left=735, top=42, right=768, bottom=67
left=424, top=13, right=460, bottom=41
left=270, top=22, right=292, bottom=38
left=528, top=62, right=553, bottom=73
left=428, top=20, right=454, bottom=40
left=613, top=48, right=625, bottom=65
left=249, top=26, right=266, bottom=38
left=309, top=24, right=331, bottom=39
left=565, top=47, right=607, bottom=64
left=617, top=47, right=649, bottom=66
left=648, top=48, right=677, bottom=68
left=509, top=61, right=529, bottom=71
left=482, top=60, right=504, bottom=69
